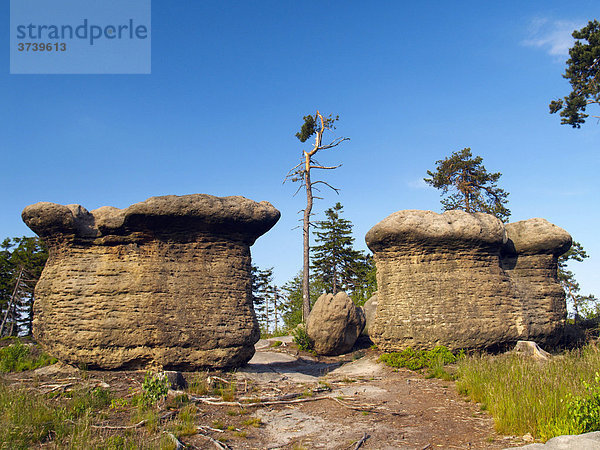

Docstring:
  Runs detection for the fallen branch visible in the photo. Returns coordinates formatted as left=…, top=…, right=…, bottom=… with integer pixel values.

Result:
left=190, top=394, right=334, bottom=408
left=197, top=430, right=232, bottom=449
left=207, top=376, right=230, bottom=385
left=39, top=383, right=75, bottom=393
left=164, top=431, right=186, bottom=449
left=91, top=419, right=148, bottom=430
left=198, top=425, right=225, bottom=433
left=354, top=433, right=370, bottom=450
left=91, top=410, right=176, bottom=430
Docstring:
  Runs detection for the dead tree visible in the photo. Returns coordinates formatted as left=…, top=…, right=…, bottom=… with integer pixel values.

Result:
left=285, top=111, right=349, bottom=322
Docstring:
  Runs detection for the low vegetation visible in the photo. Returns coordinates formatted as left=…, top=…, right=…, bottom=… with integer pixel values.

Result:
left=292, top=325, right=314, bottom=351
left=0, top=338, right=56, bottom=372
left=456, top=343, right=600, bottom=441
left=380, top=346, right=460, bottom=380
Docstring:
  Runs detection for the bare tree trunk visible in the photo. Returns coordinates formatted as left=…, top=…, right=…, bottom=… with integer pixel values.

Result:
left=273, top=287, right=279, bottom=333
left=265, top=293, right=270, bottom=335
left=0, top=267, right=23, bottom=337
left=303, top=169, right=313, bottom=322
left=332, top=265, right=337, bottom=295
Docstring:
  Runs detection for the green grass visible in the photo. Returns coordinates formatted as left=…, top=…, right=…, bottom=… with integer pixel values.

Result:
left=380, top=346, right=460, bottom=379
left=0, top=376, right=198, bottom=448
left=456, top=344, right=600, bottom=441
left=0, top=383, right=115, bottom=448
left=0, top=339, right=57, bottom=372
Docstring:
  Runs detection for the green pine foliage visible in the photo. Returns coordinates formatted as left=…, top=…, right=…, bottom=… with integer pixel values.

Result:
left=280, top=272, right=325, bottom=329
left=424, top=147, right=510, bottom=222
left=295, top=113, right=339, bottom=142
left=558, top=241, right=598, bottom=320
left=251, top=265, right=284, bottom=335
left=311, top=202, right=377, bottom=303
left=0, top=237, right=48, bottom=337
left=549, top=20, right=600, bottom=128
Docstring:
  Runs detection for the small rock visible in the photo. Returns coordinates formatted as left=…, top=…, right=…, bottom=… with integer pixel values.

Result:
left=33, top=362, right=79, bottom=376
left=161, top=371, right=187, bottom=390
left=523, top=433, right=534, bottom=442
left=513, top=341, right=551, bottom=360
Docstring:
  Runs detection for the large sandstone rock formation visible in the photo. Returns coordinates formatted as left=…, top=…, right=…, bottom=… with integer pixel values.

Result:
left=501, top=219, right=571, bottom=344
left=365, top=210, right=571, bottom=351
left=22, top=194, right=280, bottom=370
left=306, top=292, right=365, bottom=355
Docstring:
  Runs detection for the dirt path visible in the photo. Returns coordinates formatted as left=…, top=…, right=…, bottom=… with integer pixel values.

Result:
left=4, top=337, right=533, bottom=449
left=223, top=337, right=527, bottom=449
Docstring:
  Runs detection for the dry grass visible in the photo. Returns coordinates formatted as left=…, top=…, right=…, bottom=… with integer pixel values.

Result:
left=456, top=343, right=600, bottom=441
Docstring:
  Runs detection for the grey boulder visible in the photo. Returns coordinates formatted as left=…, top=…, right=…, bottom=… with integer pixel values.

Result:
left=512, top=431, right=600, bottom=449
left=306, top=292, right=365, bottom=355
left=361, top=293, right=378, bottom=336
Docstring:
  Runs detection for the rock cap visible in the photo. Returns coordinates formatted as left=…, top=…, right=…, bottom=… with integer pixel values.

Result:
left=366, top=209, right=506, bottom=252
left=504, top=218, right=571, bottom=256
left=22, top=194, right=280, bottom=244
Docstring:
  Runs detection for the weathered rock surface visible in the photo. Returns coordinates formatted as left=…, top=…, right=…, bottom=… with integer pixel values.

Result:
left=361, top=293, right=378, bottom=336
left=512, top=341, right=551, bottom=361
left=22, top=194, right=280, bottom=370
left=306, top=292, right=365, bottom=355
left=513, top=431, right=600, bottom=449
left=366, top=210, right=570, bottom=351
left=501, top=219, right=572, bottom=345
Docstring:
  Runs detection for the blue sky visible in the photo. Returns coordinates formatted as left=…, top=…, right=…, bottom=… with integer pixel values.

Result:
left=2, top=1, right=599, bottom=297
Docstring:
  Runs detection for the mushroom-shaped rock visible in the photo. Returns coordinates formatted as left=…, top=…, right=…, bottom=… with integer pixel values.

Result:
left=501, top=218, right=572, bottom=344
left=22, top=194, right=280, bottom=370
left=366, top=210, right=519, bottom=351
left=306, top=292, right=365, bottom=355
left=361, top=293, right=378, bottom=337
left=366, top=210, right=571, bottom=351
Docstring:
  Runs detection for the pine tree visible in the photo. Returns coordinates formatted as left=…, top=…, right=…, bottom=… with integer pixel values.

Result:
left=251, top=265, right=274, bottom=334
left=311, top=203, right=377, bottom=303
left=312, top=203, right=360, bottom=294
left=558, top=241, right=598, bottom=321
left=285, top=111, right=349, bottom=322
left=349, top=253, right=377, bottom=306
left=280, top=272, right=325, bottom=330
left=424, top=147, right=511, bottom=222
left=0, top=236, right=48, bottom=336
left=549, top=20, right=600, bottom=128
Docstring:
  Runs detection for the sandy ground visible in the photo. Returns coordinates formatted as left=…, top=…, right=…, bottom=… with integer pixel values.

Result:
left=4, top=337, right=535, bottom=449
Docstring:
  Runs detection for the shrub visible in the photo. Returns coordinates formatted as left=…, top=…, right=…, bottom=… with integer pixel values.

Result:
left=566, top=372, right=600, bottom=433
left=140, top=372, right=169, bottom=407
left=292, top=326, right=313, bottom=351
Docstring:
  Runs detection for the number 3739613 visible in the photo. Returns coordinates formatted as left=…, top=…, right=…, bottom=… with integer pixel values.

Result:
left=17, top=42, right=67, bottom=52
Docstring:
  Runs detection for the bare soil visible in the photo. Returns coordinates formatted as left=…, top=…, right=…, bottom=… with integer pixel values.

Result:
left=2, top=337, right=532, bottom=449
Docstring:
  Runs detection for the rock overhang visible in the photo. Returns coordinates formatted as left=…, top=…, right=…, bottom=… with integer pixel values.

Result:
left=23, top=194, right=281, bottom=245
left=365, top=209, right=507, bottom=252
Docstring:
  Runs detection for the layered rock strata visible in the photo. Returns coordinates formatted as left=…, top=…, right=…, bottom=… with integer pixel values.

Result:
left=365, top=210, right=570, bottom=351
left=22, top=194, right=280, bottom=370
left=501, top=218, right=571, bottom=344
